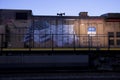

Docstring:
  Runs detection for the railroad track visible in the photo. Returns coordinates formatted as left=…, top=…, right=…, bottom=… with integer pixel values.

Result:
left=0, top=72, right=120, bottom=80
left=0, top=67, right=120, bottom=80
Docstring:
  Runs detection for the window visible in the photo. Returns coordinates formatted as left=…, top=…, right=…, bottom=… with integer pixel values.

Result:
left=109, top=40, right=114, bottom=45
left=15, top=12, right=28, bottom=20
left=108, top=32, right=114, bottom=37
left=117, top=40, right=120, bottom=45
left=116, top=32, right=120, bottom=37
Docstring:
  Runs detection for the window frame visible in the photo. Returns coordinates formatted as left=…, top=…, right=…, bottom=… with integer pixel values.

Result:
left=108, top=32, right=114, bottom=37
left=116, top=32, right=120, bottom=37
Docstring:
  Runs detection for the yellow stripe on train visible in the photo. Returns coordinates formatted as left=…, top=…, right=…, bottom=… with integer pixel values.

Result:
left=1, top=48, right=120, bottom=51
left=2, top=48, right=30, bottom=51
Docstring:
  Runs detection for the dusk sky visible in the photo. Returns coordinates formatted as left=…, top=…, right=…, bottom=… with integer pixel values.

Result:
left=0, top=0, right=120, bottom=16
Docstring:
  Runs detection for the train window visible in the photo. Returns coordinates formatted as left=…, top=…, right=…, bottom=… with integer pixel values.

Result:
left=15, top=12, right=28, bottom=20
left=117, top=40, right=120, bottom=45
left=116, top=32, right=120, bottom=37
left=108, top=32, right=114, bottom=37
left=109, top=40, right=114, bottom=45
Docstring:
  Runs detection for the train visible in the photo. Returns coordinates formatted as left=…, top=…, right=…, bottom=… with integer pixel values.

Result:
left=0, top=9, right=120, bottom=71
left=0, top=9, right=120, bottom=50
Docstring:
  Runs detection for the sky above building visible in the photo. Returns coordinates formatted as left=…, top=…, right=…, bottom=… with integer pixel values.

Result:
left=0, top=0, right=120, bottom=16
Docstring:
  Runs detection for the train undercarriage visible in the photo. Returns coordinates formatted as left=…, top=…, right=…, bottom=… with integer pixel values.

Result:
left=0, top=50, right=120, bottom=72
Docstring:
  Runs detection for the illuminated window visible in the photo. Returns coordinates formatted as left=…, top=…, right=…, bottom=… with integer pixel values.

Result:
left=15, top=12, right=28, bottom=20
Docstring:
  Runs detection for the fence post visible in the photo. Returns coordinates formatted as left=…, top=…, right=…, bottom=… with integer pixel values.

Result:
left=74, top=34, right=75, bottom=50
left=29, top=34, right=31, bottom=51
left=1, top=34, right=3, bottom=53
left=52, top=34, right=54, bottom=51
left=108, top=36, right=110, bottom=50
left=88, top=35, right=91, bottom=51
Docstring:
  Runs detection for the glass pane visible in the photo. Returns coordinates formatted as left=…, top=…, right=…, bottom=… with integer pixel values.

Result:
left=108, top=32, right=114, bottom=37
left=116, top=32, right=120, bottom=37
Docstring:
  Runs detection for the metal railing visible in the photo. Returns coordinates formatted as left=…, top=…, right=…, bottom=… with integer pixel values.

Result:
left=0, top=33, right=116, bottom=51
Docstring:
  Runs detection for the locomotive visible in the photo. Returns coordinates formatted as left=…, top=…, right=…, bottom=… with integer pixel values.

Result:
left=0, top=9, right=120, bottom=49
left=0, top=9, right=120, bottom=71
